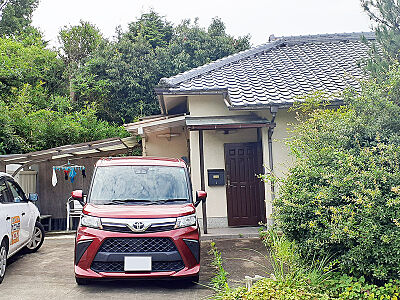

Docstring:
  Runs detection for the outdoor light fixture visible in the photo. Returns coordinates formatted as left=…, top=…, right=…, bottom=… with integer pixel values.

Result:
left=156, top=133, right=181, bottom=140
left=270, top=106, right=279, bottom=114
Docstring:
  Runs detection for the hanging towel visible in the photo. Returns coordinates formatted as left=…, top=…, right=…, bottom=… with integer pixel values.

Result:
left=69, top=168, right=77, bottom=183
left=64, top=170, right=69, bottom=180
left=52, top=168, right=57, bottom=187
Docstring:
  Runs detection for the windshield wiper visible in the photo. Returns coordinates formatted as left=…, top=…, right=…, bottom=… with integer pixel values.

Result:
left=103, top=199, right=154, bottom=205
left=154, top=198, right=188, bottom=204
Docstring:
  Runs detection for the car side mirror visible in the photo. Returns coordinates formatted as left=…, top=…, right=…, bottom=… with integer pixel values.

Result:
left=28, top=193, right=38, bottom=202
left=71, top=190, right=85, bottom=206
left=194, top=190, right=207, bottom=207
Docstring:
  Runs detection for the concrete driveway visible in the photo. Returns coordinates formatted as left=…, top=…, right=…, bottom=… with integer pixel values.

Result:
left=2, top=236, right=271, bottom=300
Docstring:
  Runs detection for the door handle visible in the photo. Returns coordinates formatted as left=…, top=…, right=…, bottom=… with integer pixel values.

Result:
left=6, top=216, right=10, bottom=220
left=22, top=212, right=25, bottom=216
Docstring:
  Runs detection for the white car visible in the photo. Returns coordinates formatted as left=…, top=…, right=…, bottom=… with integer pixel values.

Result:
left=0, top=172, right=45, bottom=284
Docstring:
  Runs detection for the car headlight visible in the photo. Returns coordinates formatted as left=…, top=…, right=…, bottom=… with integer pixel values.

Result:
left=80, top=214, right=102, bottom=229
left=175, top=214, right=197, bottom=229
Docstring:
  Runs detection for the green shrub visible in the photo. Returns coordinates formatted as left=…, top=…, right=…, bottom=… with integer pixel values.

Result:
left=325, top=274, right=400, bottom=299
left=273, top=77, right=400, bottom=282
left=221, top=278, right=329, bottom=300
left=275, top=144, right=400, bottom=280
left=276, top=136, right=400, bottom=281
left=260, top=229, right=334, bottom=292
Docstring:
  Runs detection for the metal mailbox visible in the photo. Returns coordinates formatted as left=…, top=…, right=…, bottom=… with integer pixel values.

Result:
left=207, top=169, right=225, bottom=186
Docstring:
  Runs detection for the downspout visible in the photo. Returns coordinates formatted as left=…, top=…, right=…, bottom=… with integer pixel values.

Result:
left=267, top=107, right=278, bottom=227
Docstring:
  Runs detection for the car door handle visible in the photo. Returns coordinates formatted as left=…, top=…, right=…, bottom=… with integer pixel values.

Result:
left=6, top=216, right=10, bottom=220
left=22, top=212, right=25, bottom=216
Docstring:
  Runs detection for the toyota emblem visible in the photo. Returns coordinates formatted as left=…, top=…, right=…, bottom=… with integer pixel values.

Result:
left=133, top=221, right=145, bottom=230
left=127, top=221, right=149, bottom=232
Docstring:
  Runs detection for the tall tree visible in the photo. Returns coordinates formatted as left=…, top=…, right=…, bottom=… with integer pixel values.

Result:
left=58, top=20, right=104, bottom=100
left=73, top=12, right=251, bottom=124
left=361, top=0, right=400, bottom=77
left=124, top=10, right=173, bottom=48
left=0, top=0, right=38, bottom=37
left=0, top=35, right=63, bottom=99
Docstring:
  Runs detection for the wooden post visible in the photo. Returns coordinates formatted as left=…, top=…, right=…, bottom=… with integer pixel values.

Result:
left=141, top=136, right=147, bottom=157
left=0, top=161, right=5, bottom=173
left=199, top=130, right=208, bottom=234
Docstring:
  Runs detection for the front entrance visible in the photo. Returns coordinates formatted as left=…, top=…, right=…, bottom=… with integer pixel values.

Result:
left=225, top=142, right=265, bottom=226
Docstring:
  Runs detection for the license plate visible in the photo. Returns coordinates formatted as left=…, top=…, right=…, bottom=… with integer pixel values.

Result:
left=124, top=256, right=152, bottom=271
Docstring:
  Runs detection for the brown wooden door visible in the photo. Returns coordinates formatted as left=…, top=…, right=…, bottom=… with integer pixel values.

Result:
left=225, top=142, right=265, bottom=226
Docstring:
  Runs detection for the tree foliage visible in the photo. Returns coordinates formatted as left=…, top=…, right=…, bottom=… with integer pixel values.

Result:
left=0, top=84, right=127, bottom=154
left=0, top=0, right=38, bottom=37
left=73, top=12, right=251, bottom=123
left=58, top=20, right=104, bottom=100
left=0, top=8, right=250, bottom=153
left=274, top=68, right=400, bottom=282
left=361, top=0, right=400, bottom=78
left=0, top=35, right=63, bottom=97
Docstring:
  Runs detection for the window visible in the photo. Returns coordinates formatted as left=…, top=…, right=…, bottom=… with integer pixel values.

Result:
left=0, top=181, right=11, bottom=203
left=6, top=181, right=26, bottom=203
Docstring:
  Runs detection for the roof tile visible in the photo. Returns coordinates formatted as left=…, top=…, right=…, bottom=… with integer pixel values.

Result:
left=158, top=32, right=374, bottom=108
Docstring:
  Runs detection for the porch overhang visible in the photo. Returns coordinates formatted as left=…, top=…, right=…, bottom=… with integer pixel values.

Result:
left=124, top=114, right=272, bottom=135
left=186, top=115, right=272, bottom=131
left=124, top=115, right=186, bottom=136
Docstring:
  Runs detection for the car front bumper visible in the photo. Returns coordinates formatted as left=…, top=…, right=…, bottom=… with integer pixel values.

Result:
left=74, top=225, right=200, bottom=279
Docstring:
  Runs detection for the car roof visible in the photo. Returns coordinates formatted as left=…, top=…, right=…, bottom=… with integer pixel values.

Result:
left=0, top=172, right=13, bottom=180
left=95, top=156, right=187, bottom=168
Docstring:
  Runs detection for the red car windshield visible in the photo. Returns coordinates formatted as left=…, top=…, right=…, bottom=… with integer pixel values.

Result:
left=88, top=165, right=190, bottom=205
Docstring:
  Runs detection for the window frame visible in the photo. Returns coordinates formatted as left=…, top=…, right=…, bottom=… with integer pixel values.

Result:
left=0, top=178, right=13, bottom=204
left=5, top=179, right=28, bottom=203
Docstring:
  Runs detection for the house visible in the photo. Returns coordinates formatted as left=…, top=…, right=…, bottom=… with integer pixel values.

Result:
left=125, top=32, right=374, bottom=231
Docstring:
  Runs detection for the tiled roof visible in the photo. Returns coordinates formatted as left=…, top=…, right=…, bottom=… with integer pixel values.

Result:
left=157, top=32, right=375, bottom=109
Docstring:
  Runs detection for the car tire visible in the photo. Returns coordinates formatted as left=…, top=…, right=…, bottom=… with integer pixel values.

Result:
left=75, top=276, right=90, bottom=285
left=0, top=239, right=8, bottom=284
left=185, top=274, right=199, bottom=284
left=24, top=222, right=45, bottom=253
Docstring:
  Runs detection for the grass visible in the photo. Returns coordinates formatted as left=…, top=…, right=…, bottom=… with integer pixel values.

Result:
left=208, top=228, right=336, bottom=299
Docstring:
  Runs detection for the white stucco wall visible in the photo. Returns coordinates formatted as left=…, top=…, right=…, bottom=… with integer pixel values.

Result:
left=140, top=94, right=298, bottom=227
left=189, top=128, right=259, bottom=221
left=188, top=95, right=247, bottom=117
left=144, top=126, right=189, bottom=159
left=257, top=110, right=297, bottom=223
left=188, top=94, right=297, bottom=226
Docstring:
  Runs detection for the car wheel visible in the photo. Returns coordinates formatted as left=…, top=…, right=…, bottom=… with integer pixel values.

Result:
left=0, top=239, right=8, bottom=284
left=25, top=222, right=45, bottom=253
left=184, top=274, right=199, bottom=284
left=75, top=276, right=90, bottom=285
left=191, top=274, right=200, bottom=283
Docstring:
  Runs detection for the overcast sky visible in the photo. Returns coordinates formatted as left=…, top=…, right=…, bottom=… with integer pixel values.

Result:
left=32, top=0, right=373, bottom=47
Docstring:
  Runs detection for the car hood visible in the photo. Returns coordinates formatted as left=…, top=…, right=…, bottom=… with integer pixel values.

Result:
left=82, top=203, right=196, bottom=219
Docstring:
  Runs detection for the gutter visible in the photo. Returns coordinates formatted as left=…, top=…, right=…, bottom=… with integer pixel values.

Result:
left=267, top=106, right=278, bottom=227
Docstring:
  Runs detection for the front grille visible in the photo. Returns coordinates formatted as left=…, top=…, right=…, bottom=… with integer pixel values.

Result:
left=91, top=261, right=185, bottom=273
left=98, top=238, right=177, bottom=253
left=102, top=224, right=175, bottom=234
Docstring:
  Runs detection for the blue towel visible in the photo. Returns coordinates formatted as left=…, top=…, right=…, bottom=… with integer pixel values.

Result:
left=69, top=168, right=77, bottom=183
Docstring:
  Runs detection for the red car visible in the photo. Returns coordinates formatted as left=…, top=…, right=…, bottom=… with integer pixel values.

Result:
left=73, top=157, right=206, bottom=285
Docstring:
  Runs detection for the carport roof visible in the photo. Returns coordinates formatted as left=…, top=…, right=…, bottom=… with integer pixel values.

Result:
left=0, top=137, right=137, bottom=175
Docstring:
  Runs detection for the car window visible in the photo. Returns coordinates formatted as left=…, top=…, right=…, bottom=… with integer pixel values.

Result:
left=0, top=181, right=12, bottom=203
left=89, top=166, right=190, bottom=204
left=6, top=180, right=26, bottom=203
